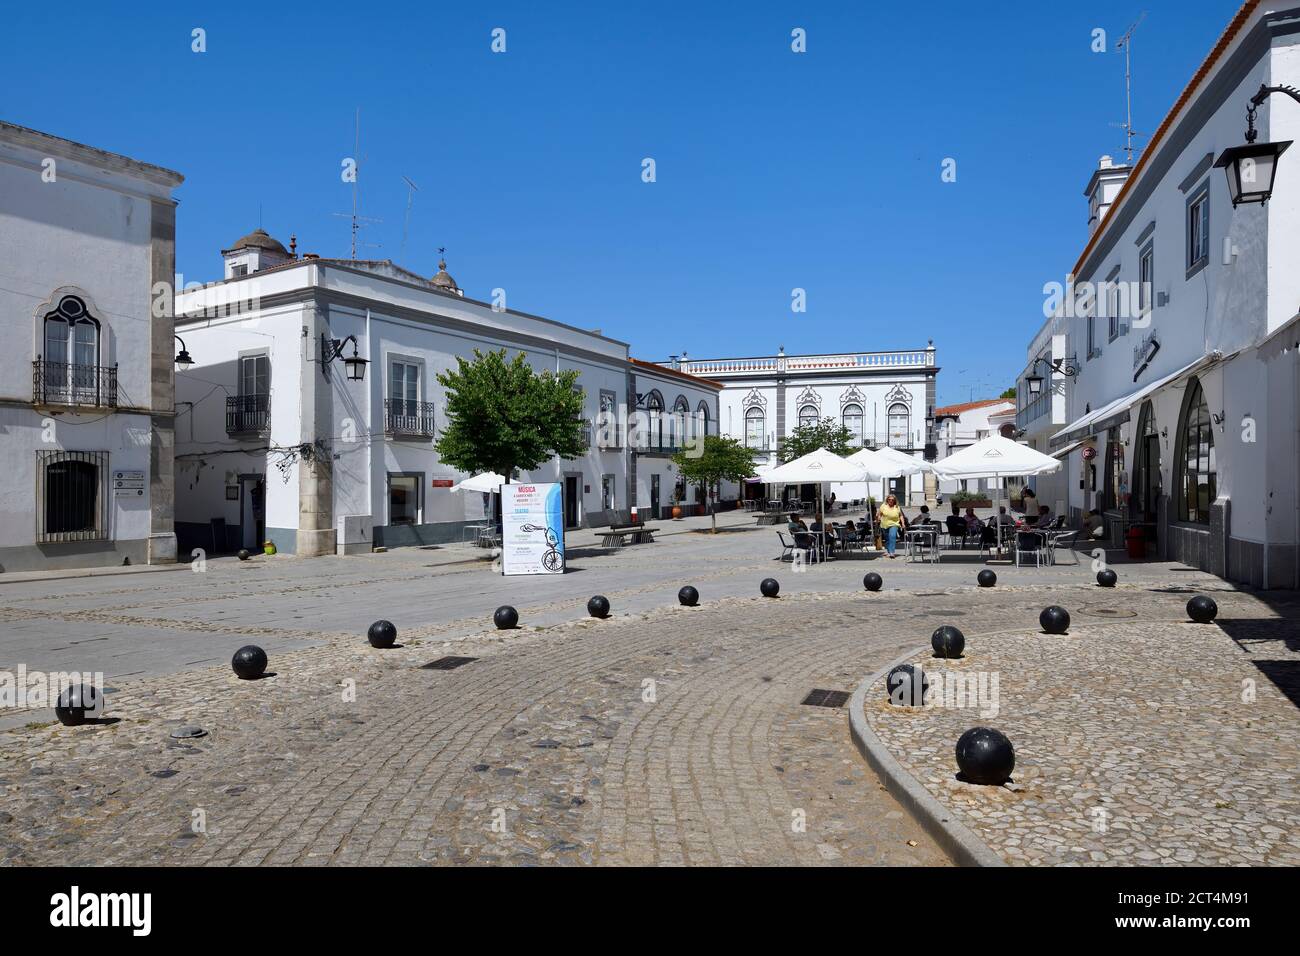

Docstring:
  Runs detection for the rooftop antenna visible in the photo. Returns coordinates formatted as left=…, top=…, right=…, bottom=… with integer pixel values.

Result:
left=400, top=176, right=420, bottom=264
left=1113, top=11, right=1148, bottom=164
left=333, top=107, right=383, bottom=259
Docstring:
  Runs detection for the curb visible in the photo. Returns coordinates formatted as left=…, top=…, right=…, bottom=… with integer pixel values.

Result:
left=0, top=562, right=193, bottom=587
left=848, top=646, right=1007, bottom=868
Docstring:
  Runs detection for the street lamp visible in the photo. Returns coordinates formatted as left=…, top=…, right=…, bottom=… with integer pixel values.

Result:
left=1214, top=84, right=1298, bottom=207
left=321, top=334, right=368, bottom=381
left=174, top=334, right=194, bottom=369
left=1025, top=356, right=1078, bottom=397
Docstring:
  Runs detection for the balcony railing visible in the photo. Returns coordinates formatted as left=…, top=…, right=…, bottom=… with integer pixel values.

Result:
left=32, top=360, right=117, bottom=408
left=675, top=349, right=935, bottom=377
left=226, top=394, right=270, bottom=435
left=385, top=399, right=436, bottom=436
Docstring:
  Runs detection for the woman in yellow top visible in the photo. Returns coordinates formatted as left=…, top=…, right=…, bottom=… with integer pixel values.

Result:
left=875, top=494, right=906, bottom=558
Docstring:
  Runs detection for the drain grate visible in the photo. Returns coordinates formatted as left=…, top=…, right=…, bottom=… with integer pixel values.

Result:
left=801, top=689, right=851, bottom=708
left=1080, top=606, right=1138, bottom=618
left=421, top=656, right=478, bottom=671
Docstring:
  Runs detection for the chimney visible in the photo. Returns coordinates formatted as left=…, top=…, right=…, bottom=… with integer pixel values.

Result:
left=1084, top=155, right=1132, bottom=235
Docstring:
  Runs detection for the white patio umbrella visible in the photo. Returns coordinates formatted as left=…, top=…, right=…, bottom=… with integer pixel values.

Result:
left=931, top=435, right=1061, bottom=557
left=763, top=448, right=868, bottom=543
left=448, top=471, right=507, bottom=493
left=849, top=446, right=931, bottom=508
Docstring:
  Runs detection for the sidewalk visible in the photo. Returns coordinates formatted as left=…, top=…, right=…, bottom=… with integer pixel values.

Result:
left=859, top=584, right=1300, bottom=865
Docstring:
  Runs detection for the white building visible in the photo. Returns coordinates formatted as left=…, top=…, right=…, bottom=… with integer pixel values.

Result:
left=933, top=397, right=1017, bottom=497
left=670, top=345, right=939, bottom=504
left=0, top=122, right=184, bottom=572
left=172, top=236, right=720, bottom=555
left=1018, top=0, right=1300, bottom=588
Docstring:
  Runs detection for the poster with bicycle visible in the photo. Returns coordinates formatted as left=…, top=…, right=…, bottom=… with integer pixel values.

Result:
left=500, top=482, right=565, bottom=575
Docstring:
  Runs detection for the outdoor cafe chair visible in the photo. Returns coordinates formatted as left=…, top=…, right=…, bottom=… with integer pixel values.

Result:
left=944, top=515, right=972, bottom=549
left=1046, top=529, right=1078, bottom=565
left=792, top=530, right=820, bottom=565
left=776, top=531, right=795, bottom=562
left=1015, top=530, right=1050, bottom=567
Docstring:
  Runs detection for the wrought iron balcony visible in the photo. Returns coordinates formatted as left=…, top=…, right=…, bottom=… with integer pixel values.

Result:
left=226, top=394, right=270, bottom=435
left=32, top=360, right=117, bottom=408
left=385, top=398, right=436, bottom=436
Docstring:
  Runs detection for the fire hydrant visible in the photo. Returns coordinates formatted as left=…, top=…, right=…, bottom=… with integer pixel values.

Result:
left=1125, top=525, right=1146, bottom=560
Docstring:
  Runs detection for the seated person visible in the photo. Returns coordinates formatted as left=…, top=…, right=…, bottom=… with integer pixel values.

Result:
left=990, top=506, right=1016, bottom=528
left=787, top=514, right=806, bottom=535
left=1085, top=509, right=1105, bottom=539
left=963, top=507, right=984, bottom=533
left=911, top=504, right=937, bottom=527
left=1031, top=504, right=1055, bottom=528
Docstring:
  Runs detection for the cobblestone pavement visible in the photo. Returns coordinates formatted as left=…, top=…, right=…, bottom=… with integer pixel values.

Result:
left=1, top=518, right=1278, bottom=866
left=866, top=584, right=1300, bottom=866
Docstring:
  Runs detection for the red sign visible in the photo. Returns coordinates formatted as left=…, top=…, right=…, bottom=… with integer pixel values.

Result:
left=431, top=479, right=454, bottom=488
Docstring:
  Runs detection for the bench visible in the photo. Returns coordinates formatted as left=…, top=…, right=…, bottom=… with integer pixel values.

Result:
left=601, top=525, right=657, bottom=549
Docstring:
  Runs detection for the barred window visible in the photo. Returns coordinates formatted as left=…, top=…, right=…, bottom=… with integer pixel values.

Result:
left=37, top=450, right=109, bottom=542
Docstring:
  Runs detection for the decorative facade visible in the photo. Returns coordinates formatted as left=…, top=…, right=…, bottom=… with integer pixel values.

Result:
left=0, top=122, right=184, bottom=571
left=1016, top=1, right=1300, bottom=588
left=172, top=237, right=720, bottom=556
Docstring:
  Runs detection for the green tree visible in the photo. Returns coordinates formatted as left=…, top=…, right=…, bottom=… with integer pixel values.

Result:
left=999, top=386, right=1017, bottom=400
left=779, top=417, right=855, bottom=463
left=671, top=435, right=755, bottom=534
left=435, top=349, right=586, bottom=481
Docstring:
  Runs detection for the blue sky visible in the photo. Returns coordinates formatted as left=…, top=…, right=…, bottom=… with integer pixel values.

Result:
left=1, top=1, right=1239, bottom=404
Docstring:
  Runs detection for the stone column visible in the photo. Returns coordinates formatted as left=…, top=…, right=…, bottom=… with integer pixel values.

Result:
left=298, top=302, right=337, bottom=556
left=147, top=200, right=178, bottom=564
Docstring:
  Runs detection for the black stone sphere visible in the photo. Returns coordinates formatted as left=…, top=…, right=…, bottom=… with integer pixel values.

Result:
left=977, top=569, right=997, bottom=588
left=760, top=578, right=780, bottom=598
left=231, top=644, right=268, bottom=680
left=587, top=595, right=610, bottom=618
left=863, top=572, right=883, bottom=592
left=678, top=586, right=699, bottom=607
left=1096, top=568, right=1118, bottom=588
left=955, top=727, right=1016, bottom=785
left=885, top=664, right=930, bottom=707
left=1039, top=605, right=1071, bottom=634
left=54, top=684, right=101, bottom=727
left=1187, top=594, right=1219, bottom=624
left=493, top=605, right=519, bottom=629
left=931, top=625, right=966, bottom=659
left=237, top=549, right=251, bottom=561
left=367, top=619, right=397, bottom=648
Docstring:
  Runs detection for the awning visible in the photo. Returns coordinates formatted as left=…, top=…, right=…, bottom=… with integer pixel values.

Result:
left=1050, top=438, right=1088, bottom=460
left=1050, top=353, right=1217, bottom=448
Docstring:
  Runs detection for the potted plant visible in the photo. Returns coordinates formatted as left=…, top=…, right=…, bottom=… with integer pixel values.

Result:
left=951, top=489, right=993, bottom=510
left=671, top=485, right=684, bottom=520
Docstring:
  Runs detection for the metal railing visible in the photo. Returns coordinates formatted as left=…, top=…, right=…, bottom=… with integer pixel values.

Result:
left=385, top=399, right=436, bottom=436
left=32, top=360, right=117, bottom=407
left=675, top=349, right=935, bottom=377
left=226, top=394, right=271, bottom=435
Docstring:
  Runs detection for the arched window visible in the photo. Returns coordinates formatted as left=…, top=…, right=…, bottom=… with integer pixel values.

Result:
left=645, top=390, right=664, bottom=448
left=42, top=295, right=101, bottom=402
left=672, top=395, right=689, bottom=446
left=798, top=404, right=818, bottom=429
left=842, top=403, right=863, bottom=447
left=1175, top=378, right=1215, bottom=524
left=888, top=403, right=910, bottom=448
left=744, top=406, right=765, bottom=449
left=696, top=400, right=710, bottom=439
